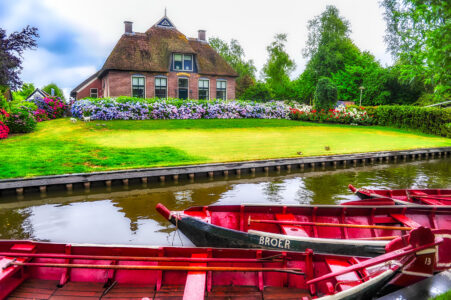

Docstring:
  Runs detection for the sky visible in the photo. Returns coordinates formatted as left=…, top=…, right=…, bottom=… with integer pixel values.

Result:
left=0, top=0, right=393, bottom=99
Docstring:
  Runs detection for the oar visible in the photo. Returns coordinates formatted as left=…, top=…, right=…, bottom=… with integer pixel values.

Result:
left=0, top=252, right=281, bottom=263
left=354, top=236, right=398, bottom=240
left=248, top=217, right=412, bottom=231
left=367, top=193, right=413, bottom=205
left=5, top=261, right=304, bottom=275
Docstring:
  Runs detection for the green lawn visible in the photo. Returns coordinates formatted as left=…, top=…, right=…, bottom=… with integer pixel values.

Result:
left=0, top=118, right=450, bottom=179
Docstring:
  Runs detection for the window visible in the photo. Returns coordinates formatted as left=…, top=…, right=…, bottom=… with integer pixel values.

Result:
left=90, top=88, right=98, bottom=98
left=132, top=76, right=145, bottom=98
left=178, top=78, right=189, bottom=100
left=216, top=80, right=227, bottom=100
left=198, top=79, right=209, bottom=100
left=173, top=54, right=193, bottom=71
left=183, top=54, right=193, bottom=71
left=155, top=77, right=167, bottom=98
left=173, top=54, right=182, bottom=70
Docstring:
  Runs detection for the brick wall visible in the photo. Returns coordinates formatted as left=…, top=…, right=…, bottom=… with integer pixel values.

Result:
left=76, top=78, right=103, bottom=100
left=96, top=70, right=236, bottom=100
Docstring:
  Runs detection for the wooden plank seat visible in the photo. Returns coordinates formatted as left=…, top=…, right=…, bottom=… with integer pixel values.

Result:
left=183, top=253, right=208, bottom=300
left=325, top=258, right=362, bottom=292
left=390, top=214, right=422, bottom=228
left=275, top=214, right=309, bottom=237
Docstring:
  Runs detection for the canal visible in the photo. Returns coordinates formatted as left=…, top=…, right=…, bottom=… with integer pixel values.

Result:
left=0, top=158, right=449, bottom=247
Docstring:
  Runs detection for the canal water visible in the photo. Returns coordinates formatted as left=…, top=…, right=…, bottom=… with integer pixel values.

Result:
left=0, top=158, right=449, bottom=247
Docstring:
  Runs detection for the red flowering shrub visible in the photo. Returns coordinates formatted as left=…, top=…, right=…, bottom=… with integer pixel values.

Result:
left=0, top=108, right=9, bottom=122
left=0, top=121, right=9, bottom=139
left=30, top=96, right=68, bottom=119
left=290, top=105, right=375, bottom=125
left=33, top=108, right=49, bottom=122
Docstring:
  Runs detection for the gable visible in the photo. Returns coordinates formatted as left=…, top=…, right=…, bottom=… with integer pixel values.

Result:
left=157, top=17, right=175, bottom=28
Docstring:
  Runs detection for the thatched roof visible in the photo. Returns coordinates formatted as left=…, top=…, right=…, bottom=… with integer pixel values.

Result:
left=101, top=23, right=238, bottom=77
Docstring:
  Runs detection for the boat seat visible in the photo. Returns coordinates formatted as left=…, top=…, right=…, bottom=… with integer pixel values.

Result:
left=390, top=214, right=421, bottom=228
left=410, top=191, right=444, bottom=205
left=325, top=258, right=362, bottom=292
left=183, top=253, right=207, bottom=299
left=275, top=214, right=309, bottom=237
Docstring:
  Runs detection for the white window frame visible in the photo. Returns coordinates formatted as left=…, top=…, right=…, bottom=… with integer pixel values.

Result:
left=90, top=88, right=98, bottom=98
left=155, top=76, right=168, bottom=99
left=131, top=75, right=146, bottom=98
left=216, top=79, right=227, bottom=100
left=198, top=78, right=210, bottom=100
left=173, top=53, right=193, bottom=72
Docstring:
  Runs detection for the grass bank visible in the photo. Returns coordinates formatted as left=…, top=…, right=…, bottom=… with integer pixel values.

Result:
left=1, top=118, right=450, bottom=179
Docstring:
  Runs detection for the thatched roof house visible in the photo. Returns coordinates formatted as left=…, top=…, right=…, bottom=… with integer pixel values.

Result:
left=71, top=15, right=237, bottom=100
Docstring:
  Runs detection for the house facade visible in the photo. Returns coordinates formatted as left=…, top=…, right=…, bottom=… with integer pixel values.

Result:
left=71, top=16, right=238, bottom=100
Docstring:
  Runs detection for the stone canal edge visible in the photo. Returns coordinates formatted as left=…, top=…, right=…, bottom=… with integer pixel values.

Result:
left=1, top=147, right=450, bottom=195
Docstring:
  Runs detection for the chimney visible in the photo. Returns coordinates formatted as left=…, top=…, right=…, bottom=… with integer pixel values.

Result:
left=198, top=30, right=206, bottom=41
left=124, top=21, right=133, bottom=34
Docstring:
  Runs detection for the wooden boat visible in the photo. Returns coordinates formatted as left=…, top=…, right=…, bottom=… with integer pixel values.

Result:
left=0, top=227, right=441, bottom=300
left=347, top=184, right=451, bottom=205
left=156, top=203, right=451, bottom=268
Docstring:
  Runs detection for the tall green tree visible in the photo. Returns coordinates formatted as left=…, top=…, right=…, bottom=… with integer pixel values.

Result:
left=42, top=83, right=65, bottom=100
left=382, top=0, right=451, bottom=100
left=209, top=38, right=256, bottom=98
left=262, top=33, right=295, bottom=99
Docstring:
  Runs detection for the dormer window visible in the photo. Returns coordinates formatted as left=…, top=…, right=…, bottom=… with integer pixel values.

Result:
left=173, top=54, right=193, bottom=71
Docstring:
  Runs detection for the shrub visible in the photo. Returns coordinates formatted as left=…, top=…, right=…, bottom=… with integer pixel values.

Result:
left=6, top=107, right=37, bottom=133
left=71, top=98, right=291, bottom=120
left=33, top=108, right=49, bottom=122
left=314, top=77, right=337, bottom=111
left=30, top=96, right=68, bottom=119
left=0, top=121, right=9, bottom=139
left=12, top=100, right=37, bottom=112
left=0, top=108, right=9, bottom=122
left=374, top=106, right=451, bottom=137
left=42, top=83, right=65, bottom=101
left=289, top=104, right=374, bottom=125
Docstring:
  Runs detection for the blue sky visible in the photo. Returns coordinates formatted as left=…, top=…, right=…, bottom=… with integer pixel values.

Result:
left=1, top=0, right=392, bottom=99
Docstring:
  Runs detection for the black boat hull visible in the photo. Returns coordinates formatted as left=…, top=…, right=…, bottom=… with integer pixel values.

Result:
left=171, top=215, right=387, bottom=257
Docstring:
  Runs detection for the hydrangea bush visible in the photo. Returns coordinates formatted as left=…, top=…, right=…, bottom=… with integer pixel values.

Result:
left=71, top=98, right=291, bottom=120
left=30, top=96, right=68, bottom=119
left=290, top=104, right=375, bottom=125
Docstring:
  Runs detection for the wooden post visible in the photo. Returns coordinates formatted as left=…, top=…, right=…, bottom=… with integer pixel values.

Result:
left=250, top=168, right=256, bottom=175
left=141, top=177, right=148, bottom=184
left=276, top=166, right=281, bottom=172
left=189, top=173, right=195, bottom=181
left=403, top=155, right=407, bottom=161
left=122, top=179, right=129, bottom=186
left=353, top=160, right=357, bottom=167
left=208, top=171, right=214, bottom=179
left=83, top=182, right=90, bottom=190
left=236, top=169, right=241, bottom=177
left=39, top=186, right=47, bottom=193
left=16, top=187, right=24, bottom=196
left=321, top=162, right=326, bottom=169
left=173, top=174, right=179, bottom=182
left=342, top=161, right=346, bottom=167
left=286, top=165, right=291, bottom=172
left=264, top=167, right=269, bottom=173
left=159, top=176, right=165, bottom=183
left=385, top=156, right=390, bottom=162
left=333, top=161, right=337, bottom=168
left=310, top=163, right=315, bottom=169
left=223, top=170, right=229, bottom=177
left=66, top=183, right=73, bottom=192
left=370, top=158, right=375, bottom=164
left=105, top=180, right=112, bottom=187
left=300, top=164, right=304, bottom=171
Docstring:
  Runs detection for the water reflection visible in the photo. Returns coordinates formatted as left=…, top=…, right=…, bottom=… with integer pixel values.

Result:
left=0, top=158, right=449, bottom=246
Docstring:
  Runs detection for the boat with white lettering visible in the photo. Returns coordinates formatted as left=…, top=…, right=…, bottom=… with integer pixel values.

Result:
left=156, top=203, right=451, bottom=269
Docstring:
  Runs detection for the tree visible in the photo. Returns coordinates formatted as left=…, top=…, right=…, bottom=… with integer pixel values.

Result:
left=12, top=83, right=35, bottom=100
left=209, top=38, right=256, bottom=98
left=0, top=26, right=39, bottom=90
left=262, top=33, right=295, bottom=99
left=239, top=82, right=273, bottom=101
left=299, top=6, right=361, bottom=99
left=381, top=0, right=451, bottom=100
left=42, top=83, right=65, bottom=100
left=314, top=77, right=337, bottom=110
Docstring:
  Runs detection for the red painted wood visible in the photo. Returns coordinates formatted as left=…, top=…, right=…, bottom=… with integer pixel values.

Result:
left=183, top=253, right=207, bottom=300
left=390, top=214, right=421, bottom=228
left=275, top=214, right=309, bottom=237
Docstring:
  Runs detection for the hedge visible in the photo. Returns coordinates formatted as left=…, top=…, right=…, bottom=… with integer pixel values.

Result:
left=374, top=106, right=451, bottom=137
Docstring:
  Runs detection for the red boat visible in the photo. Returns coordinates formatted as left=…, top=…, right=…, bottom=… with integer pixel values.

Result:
left=0, top=228, right=441, bottom=300
left=347, top=184, right=451, bottom=206
left=156, top=203, right=451, bottom=270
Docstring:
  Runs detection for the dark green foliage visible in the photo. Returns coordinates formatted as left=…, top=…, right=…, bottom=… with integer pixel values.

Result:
left=381, top=0, right=451, bottom=101
left=314, top=78, right=337, bottom=110
left=42, top=83, right=65, bottom=101
left=209, top=38, right=256, bottom=98
left=6, top=107, right=37, bottom=133
left=239, top=82, right=273, bottom=101
left=0, top=94, right=9, bottom=111
left=262, top=34, right=295, bottom=99
left=374, top=106, right=451, bottom=137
